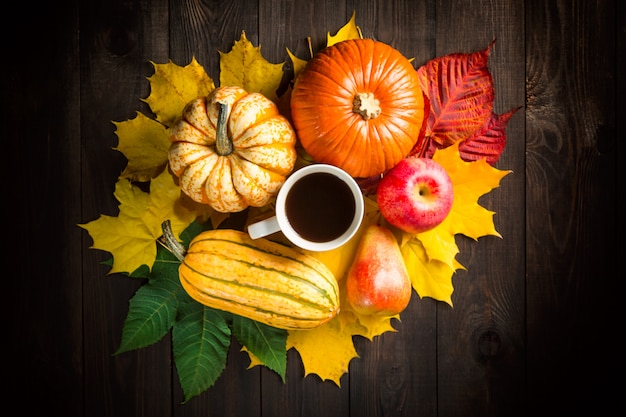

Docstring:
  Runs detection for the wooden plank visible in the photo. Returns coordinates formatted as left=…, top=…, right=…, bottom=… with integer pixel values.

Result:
left=167, top=2, right=265, bottom=415
left=175, top=341, right=262, bottom=417
left=432, top=1, right=527, bottom=416
left=257, top=3, right=351, bottom=417
left=168, top=0, right=259, bottom=82
left=342, top=2, right=440, bottom=416
left=260, top=350, right=350, bottom=417
left=7, top=1, right=83, bottom=416
left=349, top=297, right=439, bottom=416
left=79, top=1, right=172, bottom=416
left=258, top=0, right=349, bottom=63
left=524, top=0, right=620, bottom=414
left=348, top=0, right=436, bottom=64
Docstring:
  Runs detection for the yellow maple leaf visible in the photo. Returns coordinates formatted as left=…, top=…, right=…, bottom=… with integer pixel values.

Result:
left=79, top=170, right=202, bottom=274
left=398, top=142, right=511, bottom=304
left=113, top=112, right=169, bottom=182
left=287, top=316, right=360, bottom=386
left=402, top=226, right=460, bottom=269
left=240, top=346, right=264, bottom=369
left=432, top=143, right=511, bottom=241
left=286, top=306, right=398, bottom=385
left=350, top=310, right=400, bottom=340
left=401, top=238, right=460, bottom=305
left=286, top=49, right=309, bottom=80
left=327, top=10, right=362, bottom=46
left=219, top=31, right=284, bottom=103
left=286, top=197, right=396, bottom=384
left=287, top=10, right=362, bottom=81
left=143, top=57, right=215, bottom=127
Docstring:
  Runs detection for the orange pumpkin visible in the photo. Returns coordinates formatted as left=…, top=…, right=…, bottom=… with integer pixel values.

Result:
left=168, top=86, right=297, bottom=213
left=290, top=39, right=426, bottom=178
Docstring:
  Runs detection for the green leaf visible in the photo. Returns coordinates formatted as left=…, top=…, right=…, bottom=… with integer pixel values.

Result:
left=102, top=257, right=151, bottom=278
left=127, top=263, right=151, bottom=278
left=114, top=273, right=182, bottom=354
left=231, top=315, right=287, bottom=382
left=178, top=220, right=211, bottom=245
left=114, top=220, right=211, bottom=355
left=173, top=302, right=231, bottom=402
left=115, top=227, right=192, bottom=354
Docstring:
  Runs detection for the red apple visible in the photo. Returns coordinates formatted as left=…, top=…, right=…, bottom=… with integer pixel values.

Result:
left=346, top=224, right=412, bottom=316
left=376, top=157, right=453, bottom=234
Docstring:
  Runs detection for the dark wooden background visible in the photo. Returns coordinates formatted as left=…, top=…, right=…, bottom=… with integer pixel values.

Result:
left=6, top=0, right=623, bottom=416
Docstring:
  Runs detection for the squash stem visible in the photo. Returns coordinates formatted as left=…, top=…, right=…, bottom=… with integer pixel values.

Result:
left=160, top=220, right=187, bottom=262
left=215, top=101, right=234, bottom=156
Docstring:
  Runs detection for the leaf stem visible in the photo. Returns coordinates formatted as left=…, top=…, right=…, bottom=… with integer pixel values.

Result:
left=161, top=220, right=187, bottom=262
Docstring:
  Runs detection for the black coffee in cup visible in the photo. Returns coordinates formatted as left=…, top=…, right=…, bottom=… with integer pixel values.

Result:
left=285, top=172, right=356, bottom=242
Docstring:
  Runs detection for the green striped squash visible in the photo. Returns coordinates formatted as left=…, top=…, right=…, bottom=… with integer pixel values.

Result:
left=179, top=229, right=340, bottom=330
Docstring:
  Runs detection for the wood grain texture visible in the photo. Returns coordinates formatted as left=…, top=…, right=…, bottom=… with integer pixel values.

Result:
left=525, top=0, right=620, bottom=414
left=6, top=0, right=620, bottom=416
left=78, top=1, right=173, bottom=416
left=431, top=1, right=527, bottom=416
left=169, top=0, right=259, bottom=80
left=8, top=0, right=84, bottom=415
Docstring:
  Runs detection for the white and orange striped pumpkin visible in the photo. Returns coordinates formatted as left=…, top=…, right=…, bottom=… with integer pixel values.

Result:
left=168, top=86, right=297, bottom=212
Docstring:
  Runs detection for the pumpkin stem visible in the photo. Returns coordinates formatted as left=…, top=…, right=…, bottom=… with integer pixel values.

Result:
left=160, top=220, right=187, bottom=262
left=353, top=92, right=381, bottom=120
left=215, top=101, right=234, bottom=156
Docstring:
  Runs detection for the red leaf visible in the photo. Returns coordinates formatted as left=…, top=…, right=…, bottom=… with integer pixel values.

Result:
left=417, top=41, right=495, bottom=148
left=458, top=107, right=520, bottom=165
left=424, top=107, right=520, bottom=165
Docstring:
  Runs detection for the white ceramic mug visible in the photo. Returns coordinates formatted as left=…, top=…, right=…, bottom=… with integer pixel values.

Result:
left=247, top=164, right=364, bottom=251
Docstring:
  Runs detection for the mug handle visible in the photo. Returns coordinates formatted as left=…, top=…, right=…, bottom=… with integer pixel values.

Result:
left=248, top=216, right=280, bottom=239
